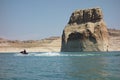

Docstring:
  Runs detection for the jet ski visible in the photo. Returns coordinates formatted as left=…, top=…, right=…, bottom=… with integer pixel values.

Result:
left=20, top=49, right=28, bottom=54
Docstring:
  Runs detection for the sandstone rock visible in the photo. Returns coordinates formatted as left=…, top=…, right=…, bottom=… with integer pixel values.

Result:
left=61, top=7, right=109, bottom=52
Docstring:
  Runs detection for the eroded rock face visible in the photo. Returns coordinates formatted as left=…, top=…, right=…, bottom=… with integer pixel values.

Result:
left=61, top=7, right=109, bottom=52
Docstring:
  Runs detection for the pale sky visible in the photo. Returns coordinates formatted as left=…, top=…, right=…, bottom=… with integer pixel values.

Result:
left=0, top=0, right=120, bottom=40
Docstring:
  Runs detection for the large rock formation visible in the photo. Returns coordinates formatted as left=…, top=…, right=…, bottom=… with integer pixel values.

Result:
left=61, top=7, right=109, bottom=52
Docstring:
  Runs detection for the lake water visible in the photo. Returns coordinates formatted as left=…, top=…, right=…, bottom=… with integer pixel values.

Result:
left=0, top=52, right=120, bottom=80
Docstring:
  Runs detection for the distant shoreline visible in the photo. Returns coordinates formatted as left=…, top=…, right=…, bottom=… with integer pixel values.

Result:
left=0, top=47, right=61, bottom=53
left=0, top=29, right=120, bottom=53
left=0, top=46, right=120, bottom=53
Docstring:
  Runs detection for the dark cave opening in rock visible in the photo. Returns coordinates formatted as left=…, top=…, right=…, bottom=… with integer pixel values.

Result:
left=68, top=32, right=83, bottom=41
left=66, top=32, right=84, bottom=51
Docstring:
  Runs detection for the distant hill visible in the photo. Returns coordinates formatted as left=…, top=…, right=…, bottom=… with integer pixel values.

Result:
left=108, top=28, right=120, bottom=37
left=108, top=29, right=120, bottom=51
left=0, top=36, right=61, bottom=52
left=0, top=36, right=61, bottom=47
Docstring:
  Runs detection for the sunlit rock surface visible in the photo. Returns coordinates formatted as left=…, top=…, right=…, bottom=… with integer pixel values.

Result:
left=61, top=7, right=109, bottom=52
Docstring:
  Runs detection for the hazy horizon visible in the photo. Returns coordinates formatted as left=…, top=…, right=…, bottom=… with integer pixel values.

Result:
left=0, top=0, right=120, bottom=40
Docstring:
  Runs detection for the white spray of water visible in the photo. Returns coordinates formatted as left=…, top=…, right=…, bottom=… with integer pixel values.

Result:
left=14, top=52, right=100, bottom=57
left=34, top=52, right=60, bottom=56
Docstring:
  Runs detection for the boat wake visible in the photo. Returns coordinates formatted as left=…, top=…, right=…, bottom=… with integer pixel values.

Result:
left=14, top=52, right=103, bottom=57
left=14, top=52, right=61, bottom=57
left=14, top=51, right=120, bottom=57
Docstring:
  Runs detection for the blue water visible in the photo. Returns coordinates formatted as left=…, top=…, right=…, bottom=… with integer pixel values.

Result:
left=0, top=52, right=120, bottom=80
